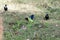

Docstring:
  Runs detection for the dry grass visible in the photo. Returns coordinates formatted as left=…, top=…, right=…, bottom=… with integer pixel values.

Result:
left=0, top=0, right=60, bottom=40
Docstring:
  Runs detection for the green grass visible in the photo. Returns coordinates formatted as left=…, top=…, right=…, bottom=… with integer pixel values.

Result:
left=1, top=0, right=60, bottom=40
left=2, top=10, right=60, bottom=40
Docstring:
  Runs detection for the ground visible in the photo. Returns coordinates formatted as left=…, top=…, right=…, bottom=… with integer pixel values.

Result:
left=0, top=17, right=3, bottom=40
left=0, top=0, right=60, bottom=40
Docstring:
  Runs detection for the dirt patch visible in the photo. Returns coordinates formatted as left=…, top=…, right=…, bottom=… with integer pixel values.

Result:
left=0, top=0, right=42, bottom=14
left=0, top=17, right=3, bottom=40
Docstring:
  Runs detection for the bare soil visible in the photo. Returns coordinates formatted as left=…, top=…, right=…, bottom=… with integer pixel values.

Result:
left=0, top=17, right=3, bottom=40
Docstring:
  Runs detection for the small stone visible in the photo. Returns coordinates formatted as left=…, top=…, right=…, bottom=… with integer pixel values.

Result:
left=21, top=25, right=27, bottom=30
left=56, top=24, right=58, bottom=26
left=27, top=39, right=30, bottom=40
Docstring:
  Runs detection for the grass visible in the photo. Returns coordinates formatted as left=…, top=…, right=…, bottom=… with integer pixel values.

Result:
left=2, top=10, right=60, bottom=40
left=1, top=0, right=60, bottom=40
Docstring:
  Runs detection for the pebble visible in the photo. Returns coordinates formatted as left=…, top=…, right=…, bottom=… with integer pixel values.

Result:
left=21, top=25, right=27, bottom=30
left=27, top=39, right=30, bottom=40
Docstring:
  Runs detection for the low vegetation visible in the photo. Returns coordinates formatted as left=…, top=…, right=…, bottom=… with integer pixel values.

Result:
left=1, top=0, right=60, bottom=40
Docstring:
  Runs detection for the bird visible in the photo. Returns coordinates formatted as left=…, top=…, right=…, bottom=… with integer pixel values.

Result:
left=30, top=14, right=34, bottom=20
left=44, top=14, right=49, bottom=20
left=25, top=17, right=29, bottom=21
left=25, top=17, right=33, bottom=22
left=4, top=4, right=8, bottom=11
